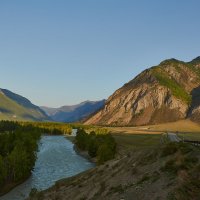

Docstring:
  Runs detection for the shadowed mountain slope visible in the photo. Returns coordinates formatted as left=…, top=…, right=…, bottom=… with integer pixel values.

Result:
left=0, top=89, right=50, bottom=121
left=41, top=100, right=105, bottom=123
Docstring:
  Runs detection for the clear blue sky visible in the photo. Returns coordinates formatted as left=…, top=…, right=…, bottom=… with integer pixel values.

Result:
left=0, top=0, right=200, bottom=107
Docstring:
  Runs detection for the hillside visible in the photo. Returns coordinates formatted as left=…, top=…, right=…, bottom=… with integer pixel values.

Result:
left=28, top=134, right=200, bottom=200
left=0, top=89, right=50, bottom=121
left=85, top=57, right=200, bottom=126
left=41, top=100, right=105, bottom=122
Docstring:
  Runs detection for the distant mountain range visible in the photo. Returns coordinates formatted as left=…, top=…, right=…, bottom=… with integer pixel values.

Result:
left=40, top=100, right=105, bottom=122
left=0, top=87, right=105, bottom=123
left=0, top=89, right=50, bottom=121
left=85, top=56, right=200, bottom=126
left=2, top=56, right=200, bottom=125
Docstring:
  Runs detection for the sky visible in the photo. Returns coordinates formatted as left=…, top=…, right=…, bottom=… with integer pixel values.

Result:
left=0, top=0, right=200, bottom=107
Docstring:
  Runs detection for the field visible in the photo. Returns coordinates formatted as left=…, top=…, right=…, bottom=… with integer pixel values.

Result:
left=178, top=132, right=200, bottom=141
left=107, top=120, right=200, bottom=134
left=112, top=133, right=161, bottom=155
left=138, top=119, right=200, bottom=132
left=107, top=119, right=200, bottom=153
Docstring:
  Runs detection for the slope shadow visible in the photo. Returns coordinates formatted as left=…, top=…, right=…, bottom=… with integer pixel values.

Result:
left=187, top=86, right=200, bottom=117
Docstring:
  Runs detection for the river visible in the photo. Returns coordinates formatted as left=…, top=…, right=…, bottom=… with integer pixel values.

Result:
left=0, top=135, right=95, bottom=200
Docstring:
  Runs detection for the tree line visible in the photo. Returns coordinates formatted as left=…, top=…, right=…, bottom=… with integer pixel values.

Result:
left=0, top=121, right=44, bottom=194
left=20, top=121, right=72, bottom=135
left=75, top=129, right=116, bottom=164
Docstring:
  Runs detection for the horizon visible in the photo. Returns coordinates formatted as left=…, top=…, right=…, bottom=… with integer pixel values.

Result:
left=1, top=0, right=200, bottom=107
left=1, top=55, right=199, bottom=108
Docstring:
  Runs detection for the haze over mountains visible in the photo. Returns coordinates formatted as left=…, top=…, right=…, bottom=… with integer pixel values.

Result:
left=0, top=88, right=105, bottom=123
left=41, top=100, right=105, bottom=122
left=85, top=57, right=200, bottom=126
left=1, top=57, right=200, bottom=125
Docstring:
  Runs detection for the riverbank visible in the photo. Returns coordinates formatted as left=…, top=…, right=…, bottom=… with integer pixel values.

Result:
left=73, top=145, right=96, bottom=163
left=65, top=135, right=97, bottom=163
left=0, top=122, right=42, bottom=199
left=27, top=134, right=200, bottom=200
left=0, top=174, right=31, bottom=197
left=1, top=135, right=94, bottom=200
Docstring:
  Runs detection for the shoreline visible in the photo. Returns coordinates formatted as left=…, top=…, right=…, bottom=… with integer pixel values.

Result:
left=1, top=135, right=95, bottom=198
left=65, top=135, right=96, bottom=163
left=73, top=145, right=96, bottom=164
left=0, top=174, right=31, bottom=197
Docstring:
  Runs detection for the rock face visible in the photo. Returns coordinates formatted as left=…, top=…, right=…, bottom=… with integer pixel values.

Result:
left=85, top=57, right=200, bottom=126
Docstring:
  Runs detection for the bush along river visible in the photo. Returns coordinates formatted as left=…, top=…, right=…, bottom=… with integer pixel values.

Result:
left=0, top=134, right=95, bottom=200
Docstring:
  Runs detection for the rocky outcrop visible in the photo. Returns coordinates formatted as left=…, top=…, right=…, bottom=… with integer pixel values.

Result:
left=85, top=57, right=200, bottom=126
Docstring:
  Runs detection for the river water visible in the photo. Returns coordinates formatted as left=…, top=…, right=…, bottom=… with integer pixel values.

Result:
left=0, top=135, right=94, bottom=200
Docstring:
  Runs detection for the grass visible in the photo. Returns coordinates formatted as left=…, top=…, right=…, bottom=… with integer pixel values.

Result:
left=112, top=133, right=161, bottom=152
left=178, top=132, right=200, bottom=141
left=108, top=127, right=163, bottom=134
left=186, top=63, right=200, bottom=79
left=0, top=92, right=47, bottom=121
left=139, top=120, right=200, bottom=133
left=161, top=151, right=198, bottom=175
left=27, top=134, right=200, bottom=200
left=107, top=120, right=200, bottom=134
left=152, top=67, right=191, bottom=104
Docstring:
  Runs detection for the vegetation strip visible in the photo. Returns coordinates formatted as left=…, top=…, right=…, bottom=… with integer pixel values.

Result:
left=0, top=121, right=72, bottom=196
left=75, top=128, right=116, bottom=164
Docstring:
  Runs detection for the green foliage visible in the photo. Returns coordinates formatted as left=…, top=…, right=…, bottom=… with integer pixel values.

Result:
left=88, top=133, right=98, bottom=157
left=75, top=129, right=116, bottom=164
left=0, top=92, right=48, bottom=121
left=20, top=121, right=72, bottom=135
left=186, top=63, right=200, bottom=79
left=152, top=68, right=191, bottom=104
left=161, top=142, right=193, bottom=157
left=75, top=129, right=89, bottom=150
left=0, top=155, right=7, bottom=186
left=0, top=121, right=42, bottom=193
left=97, top=144, right=115, bottom=164
left=161, top=142, right=179, bottom=157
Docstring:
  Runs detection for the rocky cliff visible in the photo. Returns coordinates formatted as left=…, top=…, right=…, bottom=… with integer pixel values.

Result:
left=85, top=57, right=200, bottom=126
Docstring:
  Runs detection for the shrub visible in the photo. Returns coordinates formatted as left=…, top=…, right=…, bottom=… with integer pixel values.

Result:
left=161, top=143, right=179, bottom=157
left=75, top=129, right=116, bottom=164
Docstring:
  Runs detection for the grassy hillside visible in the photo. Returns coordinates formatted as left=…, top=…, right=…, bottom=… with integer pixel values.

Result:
left=152, top=66, right=192, bottom=104
left=0, top=90, right=49, bottom=121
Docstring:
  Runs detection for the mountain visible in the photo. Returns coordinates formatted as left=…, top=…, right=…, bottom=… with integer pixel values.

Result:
left=0, top=89, right=50, bottom=121
left=41, top=100, right=105, bottom=122
left=85, top=57, right=200, bottom=126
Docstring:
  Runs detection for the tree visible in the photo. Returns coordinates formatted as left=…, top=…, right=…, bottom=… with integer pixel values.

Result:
left=0, top=155, right=6, bottom=186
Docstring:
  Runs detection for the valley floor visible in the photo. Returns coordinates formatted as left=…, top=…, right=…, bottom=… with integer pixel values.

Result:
left=27, top=121, right=200, bottom=200
left=107, top=119, right=200, bottom=134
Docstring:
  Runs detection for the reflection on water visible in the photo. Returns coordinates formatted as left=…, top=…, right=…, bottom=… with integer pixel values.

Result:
left=0, top=135, right=94, bottom=200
